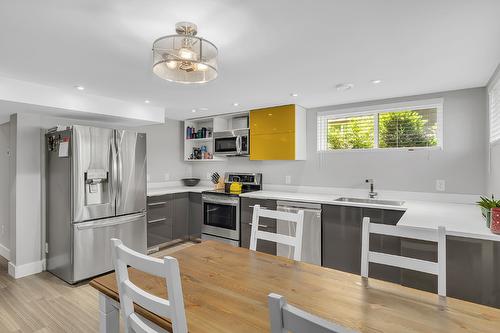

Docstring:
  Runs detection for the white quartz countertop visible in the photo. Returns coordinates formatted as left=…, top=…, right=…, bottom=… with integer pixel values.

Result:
left=240, top=190, right=500, bottom=242
left=147, top=182, right=213, bottom=196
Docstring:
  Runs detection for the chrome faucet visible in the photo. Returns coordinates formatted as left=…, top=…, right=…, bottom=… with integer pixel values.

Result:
left=365, top=179, right=378, bottom=199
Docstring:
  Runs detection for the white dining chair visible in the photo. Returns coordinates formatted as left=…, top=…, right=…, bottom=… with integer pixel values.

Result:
left=250, top=204, right=305, bottom=261
left=361, top=217, right=447, bottom=297
left=268, top=293, right=359, bottom=333
left=110, top=238, right=188, bottom=333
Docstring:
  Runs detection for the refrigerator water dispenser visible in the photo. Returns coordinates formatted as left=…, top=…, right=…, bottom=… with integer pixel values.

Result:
left=84, top=169, right=109, bottom=205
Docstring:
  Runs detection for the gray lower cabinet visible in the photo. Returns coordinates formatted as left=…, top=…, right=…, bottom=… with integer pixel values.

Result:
left=147, top=192, right=192, bottom=248
left=147, top=194, right=174, bottom=248
left=173, top=193, right=189, bottom=240
left=188, top=193, right=202, bottom=239
left=321, top=205, right=405, bottom=283
left=240, top=197, right=277, bottom=255
left=447, top=236, right=500, bottom=308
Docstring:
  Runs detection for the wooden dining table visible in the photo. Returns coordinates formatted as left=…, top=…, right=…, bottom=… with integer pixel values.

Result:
left=90, top=240, right=500, bottom=333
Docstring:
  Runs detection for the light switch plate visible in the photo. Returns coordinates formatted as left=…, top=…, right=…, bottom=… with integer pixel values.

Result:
left=436, top=179, right=445, bottom=192
left=285, top=175, right=292, bottom=185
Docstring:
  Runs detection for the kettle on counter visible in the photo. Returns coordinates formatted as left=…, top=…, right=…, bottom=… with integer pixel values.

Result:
left=229, top=176, right=243, bottom=194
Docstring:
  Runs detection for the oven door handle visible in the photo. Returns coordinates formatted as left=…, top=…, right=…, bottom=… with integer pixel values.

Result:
left=203, top=199, right=239, bottom=207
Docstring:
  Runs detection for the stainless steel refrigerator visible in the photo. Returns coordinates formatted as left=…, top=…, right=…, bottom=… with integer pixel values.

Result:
left=45, top=125, right=147, bottom=284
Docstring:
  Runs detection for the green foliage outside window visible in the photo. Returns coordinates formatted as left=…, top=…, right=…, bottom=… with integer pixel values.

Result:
left=327, top=116, right=374, bottom=149
left=326, top=108, right=438, bottom=150
left=378, top=110, right=437, bottom=148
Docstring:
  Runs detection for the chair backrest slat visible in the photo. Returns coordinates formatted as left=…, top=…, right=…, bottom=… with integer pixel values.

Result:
left=361, top=218, right=447, bottom=297
left=268, top=293, right=359, bottom=333
left=368, top=252, right=438, bottom=275
left=250, top=205, right=305, bottom=261
left=257, top=208, right=303, bottom=223
left=368, top=223, right=438, bottom=242
left=111, top=238, right=188, bottom=333
left=122, top=280, right=171, bottom=318
left=115, top=243, right=166, bottom=277
left=255, top=230, right=298, bottom=247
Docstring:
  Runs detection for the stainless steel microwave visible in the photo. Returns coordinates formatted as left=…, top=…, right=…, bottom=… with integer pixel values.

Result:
left=213, top=129, right=249, bottom=156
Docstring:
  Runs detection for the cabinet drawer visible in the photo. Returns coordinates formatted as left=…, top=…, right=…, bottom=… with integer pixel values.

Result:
left=147, top=194, right=173, bottom=205
left=250, top=132, right=295, bottom=160
left=147, top=204, right=172, bottom=223
left=147, top=219, right=173, bottom=248
left=250, top=105, right=295, bottom=135
left=147, top=194, right=173, bottom=222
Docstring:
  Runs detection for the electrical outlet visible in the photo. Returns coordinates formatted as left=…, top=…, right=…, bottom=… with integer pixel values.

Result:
left=164, top=173, right=170, bottom=181
left=206, top=172, right=212, bottom=180
left=436, top=179, right=445, bottom=192
left=285, top=175, right=292, bottom=185
left=147, top=174, right=151, bottom=182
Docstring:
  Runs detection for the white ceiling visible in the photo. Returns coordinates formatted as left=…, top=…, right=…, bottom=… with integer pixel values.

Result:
left=0, top=0, right=499, bottom=120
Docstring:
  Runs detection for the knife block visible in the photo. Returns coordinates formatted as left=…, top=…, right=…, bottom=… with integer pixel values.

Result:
left=214, top=177, right=225, bottom=190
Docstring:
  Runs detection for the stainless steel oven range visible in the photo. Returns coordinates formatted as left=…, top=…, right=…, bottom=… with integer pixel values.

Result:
left=201, top=172, right=262, bottom=246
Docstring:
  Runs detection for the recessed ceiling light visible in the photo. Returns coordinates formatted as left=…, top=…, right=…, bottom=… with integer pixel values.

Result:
left=144, top=100, right=151, bottom=104
left=290, top=93, right=299, bottom=97
left=335, top=83, right=354, bottom=91
left=75, top=85, right=85, bottom=91
left=233, top=102, right=239, bottom=107
left=191, top=109, right=197, bottom=113
left=371, top=79, right=382, bottom=84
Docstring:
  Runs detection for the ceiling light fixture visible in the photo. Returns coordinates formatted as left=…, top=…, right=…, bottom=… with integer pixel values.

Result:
left=144, top=100, right=151, bottom=104
left=152, top=22, right=218, bottom=84
left=335, top=83, right=354, bottom=91
left=290, top=93, right=299, bottom=97
left=191, top=109, right=197, bottom=113
left=371, top=79, right=382, bottom=84
left=233, top=102, right=239, bottom=107
left=75, top=85, right=85, bottom=91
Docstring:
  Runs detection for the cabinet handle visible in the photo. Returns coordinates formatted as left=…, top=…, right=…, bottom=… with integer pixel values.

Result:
left=148, top=201, right=167, bottom=206
left=249, top=222, right=269, bottom=228
left=148, top=217, right=167, bottom=224
left=249, top=205, right=268, bottom=209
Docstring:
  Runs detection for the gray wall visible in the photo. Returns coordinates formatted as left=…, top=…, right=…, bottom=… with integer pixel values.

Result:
left=0, top=122, right=10, bottom=257
left=192, top=88, right=488, bottom=195
left=132, top=119, right=192, bottom=183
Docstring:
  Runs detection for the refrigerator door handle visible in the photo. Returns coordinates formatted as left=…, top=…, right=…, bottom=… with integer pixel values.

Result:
left=110, top=134, right=118, bottom=210
left=75, top=213, right=146, bottom=230
left=116, top=132, right=123, bottom=209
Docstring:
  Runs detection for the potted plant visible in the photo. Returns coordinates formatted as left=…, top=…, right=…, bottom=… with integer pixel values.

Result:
left=476, top=195, right=500, bottom=228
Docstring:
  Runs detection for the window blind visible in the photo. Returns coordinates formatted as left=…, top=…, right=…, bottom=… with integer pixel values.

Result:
left=489, top=74, right=500, bottom=144
left=317, top=99, right=442, bottom=152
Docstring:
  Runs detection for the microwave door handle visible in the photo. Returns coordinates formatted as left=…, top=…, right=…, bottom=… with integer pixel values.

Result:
left=236, top=136, right=242, bottom=154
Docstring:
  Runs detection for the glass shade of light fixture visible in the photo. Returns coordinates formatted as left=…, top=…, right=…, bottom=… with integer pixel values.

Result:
left=152, top=22, right=218, bottom=84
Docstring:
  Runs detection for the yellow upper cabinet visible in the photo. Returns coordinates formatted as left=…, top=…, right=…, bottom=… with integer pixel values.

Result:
left=250, top=104, right=295, bottom=135
left=250, top=104, right=306, bottom=160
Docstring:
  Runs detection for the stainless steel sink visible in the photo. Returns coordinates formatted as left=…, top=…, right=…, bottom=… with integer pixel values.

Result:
left=335, top=197, right=405, bottom=206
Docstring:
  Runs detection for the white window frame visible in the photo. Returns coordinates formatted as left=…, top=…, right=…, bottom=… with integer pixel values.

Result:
left=317, top=98, right=444, bottom=152
left=489, top=69, right=500, bottom=146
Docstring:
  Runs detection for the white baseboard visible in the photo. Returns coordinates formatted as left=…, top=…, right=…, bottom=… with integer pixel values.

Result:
left=8, top=259, right=44, bottom=279
left=0, top=243, right=10, bottom=261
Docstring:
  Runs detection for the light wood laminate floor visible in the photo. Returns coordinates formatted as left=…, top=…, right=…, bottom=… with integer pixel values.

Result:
left=0, top=242, right=194, bottom=332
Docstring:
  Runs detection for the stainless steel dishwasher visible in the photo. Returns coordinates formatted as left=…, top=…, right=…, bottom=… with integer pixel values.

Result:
left=276, top=201, right=322, bottom=265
